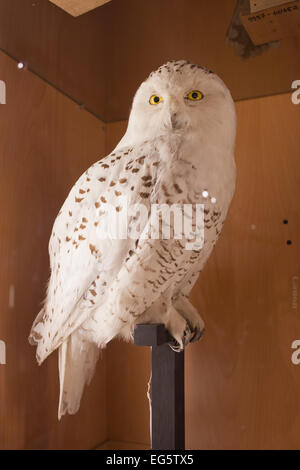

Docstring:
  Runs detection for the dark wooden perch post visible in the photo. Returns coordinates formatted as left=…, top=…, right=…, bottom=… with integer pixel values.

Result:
left=134, top=323, right=185, bottom=450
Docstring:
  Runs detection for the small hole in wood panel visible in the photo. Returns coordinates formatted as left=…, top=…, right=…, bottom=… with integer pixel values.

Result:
left=283, top=219, right=288, bottom=224
left=286, top=240, right=292, bottom=245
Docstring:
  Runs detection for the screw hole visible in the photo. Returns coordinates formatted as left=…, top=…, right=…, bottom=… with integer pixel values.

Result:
left=287, top=240, right=292, bottom=245
left=283, top=219, right=288, bottom=224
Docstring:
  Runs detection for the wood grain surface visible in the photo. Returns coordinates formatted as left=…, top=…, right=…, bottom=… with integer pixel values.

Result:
left=0, top=0, right=110, bottom=120
left=0, top=51, right=107, bottom=450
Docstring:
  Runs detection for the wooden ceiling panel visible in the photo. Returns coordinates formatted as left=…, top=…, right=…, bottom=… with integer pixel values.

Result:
left=0, top=0, right=111, bottom=120
left=49, top=0, right=112, bottom=17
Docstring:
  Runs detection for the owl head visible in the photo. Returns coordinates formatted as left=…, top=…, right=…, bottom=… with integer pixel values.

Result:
left=123, top=60, right=236, bottom=147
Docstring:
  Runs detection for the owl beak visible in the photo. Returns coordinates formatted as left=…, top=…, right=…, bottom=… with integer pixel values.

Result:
left=170, top=112, right=181, bottom=130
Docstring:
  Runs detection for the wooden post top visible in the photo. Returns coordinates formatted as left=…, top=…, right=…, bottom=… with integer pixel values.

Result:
left=134, top=324, right=174, bottom=347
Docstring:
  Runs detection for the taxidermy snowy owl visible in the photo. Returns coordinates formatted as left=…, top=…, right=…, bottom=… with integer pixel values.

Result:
left=29, top=60, right=236, bottom=418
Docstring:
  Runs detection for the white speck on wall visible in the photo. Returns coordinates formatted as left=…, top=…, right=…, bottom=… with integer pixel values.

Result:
left=9, top=284, right=15, bottom=309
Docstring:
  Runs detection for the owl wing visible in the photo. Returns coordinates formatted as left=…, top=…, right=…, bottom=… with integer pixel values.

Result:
left=29, top=141, right=162, bottom=363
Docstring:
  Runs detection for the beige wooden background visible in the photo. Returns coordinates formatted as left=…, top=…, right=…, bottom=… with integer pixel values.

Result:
left=1, top=47, right=300, bottom=448
left=105, top=93, right=300, bottom=450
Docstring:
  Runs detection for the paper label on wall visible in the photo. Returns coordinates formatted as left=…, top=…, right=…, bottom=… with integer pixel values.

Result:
left=250, top=0, right=294, bottom=13
left=241, top=0, right=300, bottom=45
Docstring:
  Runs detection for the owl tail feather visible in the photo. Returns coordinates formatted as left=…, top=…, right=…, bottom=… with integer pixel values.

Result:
left=58, top=331, right=100, bottom=420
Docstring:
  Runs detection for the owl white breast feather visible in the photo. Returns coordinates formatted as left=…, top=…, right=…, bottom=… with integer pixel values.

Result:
left=29, top=60, right=236, bottom=418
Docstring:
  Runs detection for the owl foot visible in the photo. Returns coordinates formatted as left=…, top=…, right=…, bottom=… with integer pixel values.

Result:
left=168, top=321, right=205, bottom=352
left=168, top=325, right=192, bottom=352
left=189, top=322, right=205, bottom=343
left=172, top=295, right=205, bottom=346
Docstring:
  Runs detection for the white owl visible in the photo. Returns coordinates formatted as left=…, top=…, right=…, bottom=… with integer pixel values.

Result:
left=29, top=60, right=236, bottom=418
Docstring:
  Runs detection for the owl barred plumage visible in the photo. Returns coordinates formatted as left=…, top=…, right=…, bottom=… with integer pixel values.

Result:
left=29, top=60, right=236, bottom=418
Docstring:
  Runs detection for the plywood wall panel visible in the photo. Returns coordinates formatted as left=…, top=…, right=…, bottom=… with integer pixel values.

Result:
left=105, top=92, right=300, bottom=449
left=106, top=341, right=151, bottom=445
left=0, top=51, right=107, bottom=450
left=49, top=0, right=112, bottom=17
left=0, top=0, right=110, bottom=120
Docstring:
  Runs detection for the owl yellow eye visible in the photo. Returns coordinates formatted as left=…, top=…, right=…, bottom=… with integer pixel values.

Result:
left=149, top=94, right=162, bottom=105
left=186, top=90, right=204, bottom=101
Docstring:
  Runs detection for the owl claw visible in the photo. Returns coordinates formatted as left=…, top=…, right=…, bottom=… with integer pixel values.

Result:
left=169, top=340, right=183, bottom=353
left=190, top=326, right=205, bottom=343
left=168, top=324, right=205, bottom=352
left=185, top=317, right=205, bottom=343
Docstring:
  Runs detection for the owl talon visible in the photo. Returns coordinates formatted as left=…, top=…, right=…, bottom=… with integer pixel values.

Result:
left=185, top=318, right=205, bottom=344
left=190, top=327, right=205, bottom=343
left=168, top=324, right=193, bottom=351
left=169, top=339, right=183, bottom=352
left=168, top=325, right=205, bottom=351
